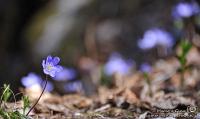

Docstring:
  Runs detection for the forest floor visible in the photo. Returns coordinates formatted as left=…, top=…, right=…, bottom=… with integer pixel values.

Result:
left=3, top=47, right=200, bottom=119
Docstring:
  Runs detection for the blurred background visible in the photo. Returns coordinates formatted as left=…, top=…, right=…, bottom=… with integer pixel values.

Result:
left=0, top=0, right=200, bottom=95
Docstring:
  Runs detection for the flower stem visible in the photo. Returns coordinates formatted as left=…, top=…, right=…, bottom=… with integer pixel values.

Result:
left=26, top=75, right=48, bottom=116
left=180, top=66, right=185, bottom=91
left=143, top=73, right=152, bottom=97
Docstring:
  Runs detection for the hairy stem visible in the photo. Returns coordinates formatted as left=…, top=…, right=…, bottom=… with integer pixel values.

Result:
left=26, top=75, right=48, bottom=116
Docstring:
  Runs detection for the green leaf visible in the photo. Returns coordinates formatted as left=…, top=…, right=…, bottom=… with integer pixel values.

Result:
left=1, top=84, right=11, bottom=102
left=0, top=108, right=9, bottom=119
left=22, top=96, right=30, bottom=115
left=178, top=40, right=192, bottom=66
left=180, top=40, right=192, bottom=56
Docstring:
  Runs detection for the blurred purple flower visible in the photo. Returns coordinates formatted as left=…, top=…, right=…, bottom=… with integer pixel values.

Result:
left=42, top=55, right=63, bottom=77
left=172, top=2, right=200, bottom=19
left=104, top=53, right=134, bottom=76
left=64, top=81, right=82, bottom=92
left=21, top=73, right=42, bottom=88
left=140, top=63, right=152, bottom=73
left=21, top=73, right=54, bottom=92
left=46, top=81, right=54, bottom=92
left=54, top=67, right=77, bottom=81
left=138, top=28, right=174, bottom=50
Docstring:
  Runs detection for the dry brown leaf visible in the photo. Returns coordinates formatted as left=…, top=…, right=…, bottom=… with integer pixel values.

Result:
left=151, top=93, right=195, bottom=109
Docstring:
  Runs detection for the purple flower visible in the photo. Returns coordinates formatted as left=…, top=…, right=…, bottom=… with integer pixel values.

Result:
left=140, top=63, right=152, bottom=73
left=138, top=28, right=174, bottom=50
left=172, top=2, right=200, bottom=19
left=21, top=73, right=54, bottom=92
left=46, top=81, right=54, bottom=92
left=21, top=73, right=42, bottom=88
left=42, top=55, right=63, bottom=77
left=138, top=30, right=158, bottom=49
left=104, top=53, right=134, bottom=76
left=64, top=81, right=82, bottom=92
left=54, top=67, right=76, bottom=81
